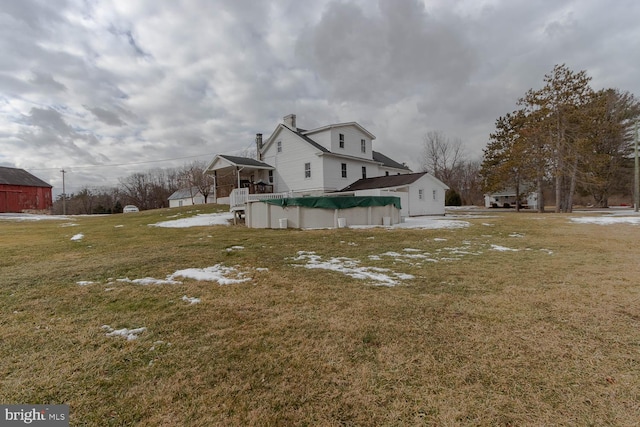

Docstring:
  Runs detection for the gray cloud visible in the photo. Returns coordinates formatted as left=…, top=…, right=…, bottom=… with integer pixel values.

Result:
left=84, top=106, right=125, bottom=126
left=0, top=0, right=638, bottom=194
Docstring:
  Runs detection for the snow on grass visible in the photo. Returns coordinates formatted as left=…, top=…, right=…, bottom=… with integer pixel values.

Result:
left=509, top=233, right=524, bottom=237
left=150, top=212, right=233, bottom=228
left=76, top=281, right=95, bottom=286
left=70, top=233, right=84, bottom=241
left=168, top=264, right=251, bottom=285
left=102, top=325, right=146, bottom=341
left=391, top=217, right=470, bottom=229
left=182, top=295, right=201, bottom=305
left=490, top=244, right=519, bottom=252
left=82, top=265, right=254, bottom=287
left=226, top=245, right=244, bottom=252
left=291, top=251, right=414, bottom=286
left=116, top=277, right=183, bottom=285
left=570, top=216, right=640, bottom=225
left=0, top=213, right=70, bottom=221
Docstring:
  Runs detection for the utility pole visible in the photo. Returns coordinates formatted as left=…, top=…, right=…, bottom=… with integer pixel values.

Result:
left=60, top=169, right=66, bottom=215
left=635, top=121, right=639, bottom=213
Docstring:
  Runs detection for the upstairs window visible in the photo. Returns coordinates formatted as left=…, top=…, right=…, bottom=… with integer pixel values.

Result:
left=339, top=133, right=344, bottom=148
left=304, top=162, right=311, bottom=178
left=432, top=190, right=437, bottom=200
left=268, top=170, right=273, bottom=184
left=277, top=141, right=282, bottom=153
left=361, top=166, right=366, bottom=179
left=341, top=163, right=347, bottom=178
left=361, top=139, right=366, bottom=153
left=418, top=189, right=424, bottom=200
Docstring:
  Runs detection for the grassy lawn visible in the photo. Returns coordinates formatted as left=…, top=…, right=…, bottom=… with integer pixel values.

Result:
left=1, top=205, right=639, bottom=426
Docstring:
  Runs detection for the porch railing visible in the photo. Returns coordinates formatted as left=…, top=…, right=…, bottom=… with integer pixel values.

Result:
left=230, top=188, right=287, bottom=210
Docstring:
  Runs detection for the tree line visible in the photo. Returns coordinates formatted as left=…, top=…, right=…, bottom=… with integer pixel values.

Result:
left=481, top=64, right=640, bottom=212
left=52, top=161, right=214, bottom=215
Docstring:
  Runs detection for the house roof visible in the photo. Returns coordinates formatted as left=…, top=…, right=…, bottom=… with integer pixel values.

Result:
left=0, top=166, right=52, bottom=188
left=372, top=151, right=411, bottom=171
left=169, top=187, right=202, bottom=200
left=218, top=155, right=274, bottom=168
left=207, top=154, right=275, bottom=172
left=339, top=172, right=447, bottom=192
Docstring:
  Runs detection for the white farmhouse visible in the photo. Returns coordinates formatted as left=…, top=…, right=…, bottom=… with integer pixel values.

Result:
left=207, top=114, right=412, bottom=204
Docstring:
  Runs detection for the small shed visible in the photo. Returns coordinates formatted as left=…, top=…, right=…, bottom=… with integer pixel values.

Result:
left=168, top=187, right=212, bottom=208
left=0, top=166, right=53, bottom=213
left=339, top=172, right=449, bottom=217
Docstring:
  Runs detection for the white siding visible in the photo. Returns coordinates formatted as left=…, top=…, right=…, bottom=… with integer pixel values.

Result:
left=304, top=125, right=373, bottom=160
left=407, top=175, right=446, bottom=216
left=322, top=156, right=381, bottom=192
left=261, top=128, right=326, bottom=194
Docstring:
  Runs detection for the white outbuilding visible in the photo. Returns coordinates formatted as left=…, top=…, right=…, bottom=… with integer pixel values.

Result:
left=338, top=172, right=449, bottom=217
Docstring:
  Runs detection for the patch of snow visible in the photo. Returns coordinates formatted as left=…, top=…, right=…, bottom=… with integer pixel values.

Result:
left=482, top=223, right=494, bottom=227
left=255, top=267, right=269, bottom=272
left=60, top=223, right=78, bottom=227
left=169, top=264, right=251, bottom=285
left=226, top=245, right=244, bottom=251
left=150, top=212, right=233, bottom=228
left=70, top=233, right=84, bottom=241
left=509, top=233, right=524, bottom=237
left=291, top=251, right=413, bottom=286
left=76, top=281, right=95, bottom=286
left=182, top=295, right=201, bottom=305
left=403, top=248, right=421, bottom=252
left=570, top=216, right=640, bottom=225
left=540, top=249, right=554, bottom=255
left=490, top=244, right=519, bottom=252
left=102, top=325, right=146, bottom=341
left=391, top=217, right=470, bottom=229
left=114, top=225, right=124, bottom=228
left=433, top=238, right=447, bottom=242
left=117, top=277, right=182, bottom=285
left=0, top=213, right=69, bottom=221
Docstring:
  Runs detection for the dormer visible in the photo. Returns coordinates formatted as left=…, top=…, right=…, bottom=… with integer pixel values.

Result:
left=301, top=122, right=376, bottom=160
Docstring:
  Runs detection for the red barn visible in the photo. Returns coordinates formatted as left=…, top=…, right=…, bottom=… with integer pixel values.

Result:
left=0, top=166, right=53, bottom=213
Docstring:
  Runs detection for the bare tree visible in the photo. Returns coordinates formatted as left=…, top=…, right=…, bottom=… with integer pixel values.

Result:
left=179, top=161, right=215, bottom=203
left=421, top=131, right=466, bottom=185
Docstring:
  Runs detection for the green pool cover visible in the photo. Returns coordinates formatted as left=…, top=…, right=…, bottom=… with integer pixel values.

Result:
left=263, top=196, right=401, bottom=210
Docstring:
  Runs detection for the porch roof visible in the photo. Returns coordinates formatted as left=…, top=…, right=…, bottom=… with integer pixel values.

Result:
left=207, top=154, right=274, bottom=172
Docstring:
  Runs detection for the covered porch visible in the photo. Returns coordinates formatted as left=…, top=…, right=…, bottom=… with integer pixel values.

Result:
left=206, top=154, right=276, bottom=202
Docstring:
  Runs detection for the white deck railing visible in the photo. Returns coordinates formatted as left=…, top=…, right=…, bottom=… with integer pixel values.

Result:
left=230, top=188, right=287, bottom=211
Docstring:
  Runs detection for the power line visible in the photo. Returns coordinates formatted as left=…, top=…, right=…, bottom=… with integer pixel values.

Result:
left=28, top=152, right=219, bottom=171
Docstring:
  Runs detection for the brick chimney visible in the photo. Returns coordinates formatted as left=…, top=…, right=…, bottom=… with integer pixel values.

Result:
left=255, top=133, right=263, bottom=160
left=283, top=114, right=296, bottom=130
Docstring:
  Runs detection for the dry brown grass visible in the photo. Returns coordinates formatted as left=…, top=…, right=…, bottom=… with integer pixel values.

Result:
left=1, top=206, right=640, bottom=425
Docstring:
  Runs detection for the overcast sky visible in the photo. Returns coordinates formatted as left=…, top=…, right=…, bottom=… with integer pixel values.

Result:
left=1, top=0, right=639, bottom=195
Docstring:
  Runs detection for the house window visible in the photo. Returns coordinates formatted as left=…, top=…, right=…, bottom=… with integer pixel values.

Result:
left=341, top=163, right=347, bottom=178
left=362, top=166, right=366, bottom=179
left=339, top=133, right=344, bottom=148
left=305, top=162, right=311, bottom=178
left=268, top=170, right=273, bottom=184
left=418, top=189, right=424, bottom=200
left=361, top=139, right=366, bottom=153
left=433, top=190, right=437, bottom=200
left=277, top=141, right=282, bottom=153
left=385, top=171, right=389, bottom=176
